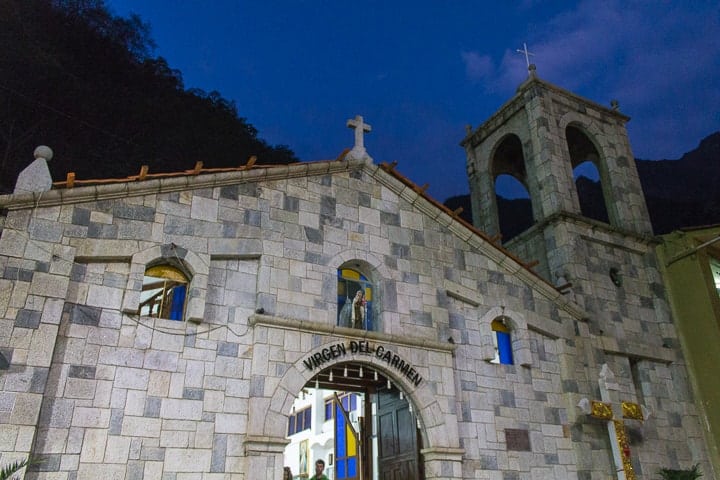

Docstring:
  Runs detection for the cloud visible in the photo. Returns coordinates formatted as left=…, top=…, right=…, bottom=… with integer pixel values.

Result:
left=472, top=0, right=720, bottom=158
left=461, top=51, right=495, bottom=81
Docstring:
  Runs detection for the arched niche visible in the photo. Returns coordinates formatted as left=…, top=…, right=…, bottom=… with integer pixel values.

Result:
left=337, top=263, right=375, bottom=331
left=479, top=306, right=532, bottom=367
left=121, top=243, right=209, bottom=323
left=566, top=125, right=611, bottom=224
left=329, top=250, right=393, bottom=333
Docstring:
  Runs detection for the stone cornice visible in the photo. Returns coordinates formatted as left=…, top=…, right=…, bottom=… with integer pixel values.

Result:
left=243, top=435, right=290, bottom=454
left=461, top=75, right=630, bottom=149
left=521, top=76, right=631, bottom=121
left=420, top=446, right=465, bottom=461
left=460, top=92, right=528, bottom=148
left=0, top=159, right=366, bottom=210
left=250, top=314, right=456, bottom=354
left=595, top=334, right=676, bottom=364
left=505, top=210, right=658, bottom=252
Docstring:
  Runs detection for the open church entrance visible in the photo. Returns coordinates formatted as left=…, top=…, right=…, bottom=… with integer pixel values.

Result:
left=283, top=362, right=422, bottom=479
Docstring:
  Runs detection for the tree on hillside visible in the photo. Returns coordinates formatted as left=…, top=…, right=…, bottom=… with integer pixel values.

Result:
left=0, top=0, right=297, bottom=193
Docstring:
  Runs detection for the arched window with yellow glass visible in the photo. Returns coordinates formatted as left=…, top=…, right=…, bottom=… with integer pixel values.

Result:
left=139, top=264, right=189, bottom=321
left=337, top=268, right=373, bottom=331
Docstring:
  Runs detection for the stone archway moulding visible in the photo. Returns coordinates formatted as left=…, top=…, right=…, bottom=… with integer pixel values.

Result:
left=247, top=330, right=462, bottom=457
left=558, top=112, right=606, bottom=150
left=329, top=248, right=395, bottom=281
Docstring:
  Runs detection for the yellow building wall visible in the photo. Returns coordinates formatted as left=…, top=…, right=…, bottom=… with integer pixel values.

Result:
left=658, top=227, right=720, bottom=476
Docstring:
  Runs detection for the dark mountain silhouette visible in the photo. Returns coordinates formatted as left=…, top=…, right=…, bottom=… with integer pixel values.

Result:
left=445, top=131, right=720, bottom=240
left=0, top=0, right=297, bottom=194
left=636, top=131, right=720, bottom=234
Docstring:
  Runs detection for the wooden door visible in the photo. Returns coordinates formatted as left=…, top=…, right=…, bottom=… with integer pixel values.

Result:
left=376, top=388, right=421, bottom=480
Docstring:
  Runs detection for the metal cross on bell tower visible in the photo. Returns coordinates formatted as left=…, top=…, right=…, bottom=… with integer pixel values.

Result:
left=516, top=42, right=535, bottom=68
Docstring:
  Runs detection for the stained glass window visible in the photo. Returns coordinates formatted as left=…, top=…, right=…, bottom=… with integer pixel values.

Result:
left=139, top=265, right=188, bottom=321
left=337, top=268, right=373, bottom=330
left=491, top=318, right=514, bottom=365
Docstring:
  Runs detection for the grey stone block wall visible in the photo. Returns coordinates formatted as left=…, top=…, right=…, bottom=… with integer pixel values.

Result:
left=0, top=160, right=711, bottom=478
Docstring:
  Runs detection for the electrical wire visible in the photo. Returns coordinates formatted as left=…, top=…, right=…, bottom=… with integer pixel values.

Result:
left=0, top=82, right=137, bottom=146
left=2, top=211, right=252, bottom=338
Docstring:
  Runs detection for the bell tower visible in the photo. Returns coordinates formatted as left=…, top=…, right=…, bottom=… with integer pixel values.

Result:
left=461, top=65, right=694, bottom=480
left=461, top=65, right=652, bottom=286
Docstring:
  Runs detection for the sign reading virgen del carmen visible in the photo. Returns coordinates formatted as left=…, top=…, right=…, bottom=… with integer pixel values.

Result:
left=303, top=340, right=423, bottom=387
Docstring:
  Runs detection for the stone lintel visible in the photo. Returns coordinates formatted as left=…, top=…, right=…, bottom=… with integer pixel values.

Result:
left=598, top=335, right=675, bottom=364
left=249, top=314, right=456, bottom=354
left=444, top=279, right=481, bottom=307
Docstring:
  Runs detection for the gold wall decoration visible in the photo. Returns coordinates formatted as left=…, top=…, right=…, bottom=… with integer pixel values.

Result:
left=591, top=401, right=613, bottom=420
left=614, top=420, right=636, bottom=480
left=622, top=402, right=644, bottom=420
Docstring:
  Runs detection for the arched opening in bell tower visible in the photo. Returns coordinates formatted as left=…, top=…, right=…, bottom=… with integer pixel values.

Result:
left=491, top=134, right=533, bottom=241
left=566, top=125, right=611, bottom=224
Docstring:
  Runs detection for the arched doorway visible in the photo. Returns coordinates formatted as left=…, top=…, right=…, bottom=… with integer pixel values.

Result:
left=283, top=361, right=422, bottom=480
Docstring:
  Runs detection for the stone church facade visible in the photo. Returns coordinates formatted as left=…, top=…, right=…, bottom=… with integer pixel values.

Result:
left=0, top=73, right=713, bottom=479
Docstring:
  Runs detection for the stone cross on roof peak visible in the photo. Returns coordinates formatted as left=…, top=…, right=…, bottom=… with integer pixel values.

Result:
left=346, top=115, right=372, bottom=161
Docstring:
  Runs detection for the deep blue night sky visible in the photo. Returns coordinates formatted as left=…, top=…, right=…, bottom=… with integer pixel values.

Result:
left=106, top=0, right=720, bottom=201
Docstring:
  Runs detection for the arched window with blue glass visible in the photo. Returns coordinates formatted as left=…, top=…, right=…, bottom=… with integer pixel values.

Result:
left=139, top=264, right=189, bottom=321
left=491, top=316, right=514, bottom=365
left=337, top=267, right=373, bottom=330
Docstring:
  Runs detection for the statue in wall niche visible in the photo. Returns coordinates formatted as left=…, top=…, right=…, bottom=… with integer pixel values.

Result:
left=338, top=289, right=366, bottom=329
left=338, top=299, right=352, bottom=328
left=352, top=290, right=366, bottom=329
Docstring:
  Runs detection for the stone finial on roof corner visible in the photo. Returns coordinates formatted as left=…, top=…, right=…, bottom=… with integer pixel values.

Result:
left=14, top=145, right=54, bottom=194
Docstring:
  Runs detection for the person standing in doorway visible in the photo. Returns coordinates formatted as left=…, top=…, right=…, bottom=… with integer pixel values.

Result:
left=310, top=459, right=329, bottom=480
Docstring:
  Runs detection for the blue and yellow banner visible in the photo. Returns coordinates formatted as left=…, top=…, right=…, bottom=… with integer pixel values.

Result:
left=334, top=394, right=359, bottom=479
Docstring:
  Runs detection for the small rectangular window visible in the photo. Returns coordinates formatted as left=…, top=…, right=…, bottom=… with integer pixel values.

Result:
left=288, top=416, right=295, bottom=436
left=325, top=400, right=333, bottom=421
left=304, top=408, right=312, bottom=431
